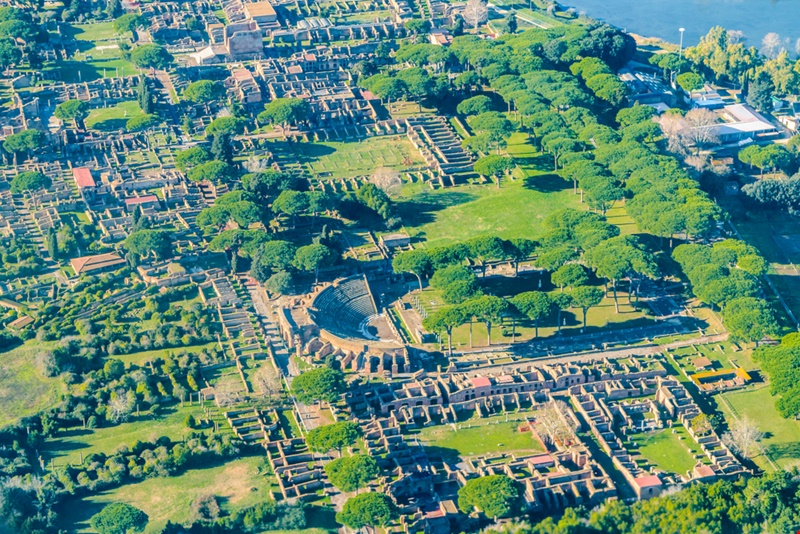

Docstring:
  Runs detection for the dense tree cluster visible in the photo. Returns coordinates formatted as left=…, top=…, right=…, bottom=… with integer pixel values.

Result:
left=3, top=129, right=47, bottom=160
left=336, top=492, right=398, bottom=530
left=458, top=474, right=520, bottom=518
left=90, top=503, right=148, bottom=533
left=305, top=421, right=360, bottom=454
left=124, top=228, right=175, bottom=263
left=36, top=281, right=221, bottom=354
left=677, top=26, right=800, bottom=113
left=743, top=172, right=800, bottom=214
left=412, top=209, right=652, bottom=350
left=0, top=334, right=223, bottom=533
left=290, top=367, right=347, bottom=404
left=0, top=235, right=45, bottom=281
left=60, top=433, right=238, bottom=493
left=673, top=239, right=775, bottom=342
left=130, top=44, right=173, bottom=69
left=754, top=333, right=800, bottom=418
left=160, top=500, right=307, bottom=533
left=488, top=470, right=800, bottom=534
left=324, top=454, right=379, bottom=492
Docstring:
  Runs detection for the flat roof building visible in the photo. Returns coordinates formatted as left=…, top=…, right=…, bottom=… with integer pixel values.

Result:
left=715, top=104, right=777, bottom=143
left=244, top=1, right=277, bottom=23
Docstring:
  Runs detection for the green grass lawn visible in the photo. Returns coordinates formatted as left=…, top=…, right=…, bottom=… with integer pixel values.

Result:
left=203, top=365, right=246, bottom=391
left=716, top=385, right=800, bottom=471
left=114, top=342, right=220, bottom=367
left=86, top=100, right=144, bottom=131
left=411, top=416, right=544, bottom=458
left=48, top=22, right=137, bottom=82
left=60, top=211, right=91, bottom=225
left=46, top=56, right=138, bottom=83
left=397, top=135, right=582, bottom=247
left=628, top=426, right=699, bottom=475
left=0, top=341, right=66, bottom=427
left=57, top=455, right=277, bottom=533
left=41, top=403, right=221, bottom=467
left=66, top=22, right=123, bottom=42
left=268, top=136, right=423, bottom=180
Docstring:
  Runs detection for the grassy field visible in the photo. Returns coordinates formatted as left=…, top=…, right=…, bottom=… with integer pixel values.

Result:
left=57, top=455, right=277, bottom=533
left=66, top=22, right=122, bottom=42
left=41, top=403, right=220, bottom=467
left=628, top=426, right=700, bottom=476
left=46, top=22, right=137, bottom=82
left=115, top=342, right=220, bottom=367
left=268, top=136, right=423, bottom=180
left=0, top=341, right=65, bottom=427
left=397, top=134, right=582, bottom=247
left=410, top=415, right=544, bottom=458
left=716, top=385, right=800, bottom=471
left=86, top=100, right=144, bottom=131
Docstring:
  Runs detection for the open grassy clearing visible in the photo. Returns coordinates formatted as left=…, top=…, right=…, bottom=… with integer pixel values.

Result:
left=86, top=100, right=145, bottom=131
left=387, top=101, right=437, bottom=118
left=627, top=426, right=702, bottom=476
left=396, top=134, right=583, bottom=247
left=408, top=413, right=544, bottom=458
left=66, top=22, right=123, bottom=42
left=203, top=364, right=246, bottom=391
left=46, top=22, right=137, bottom=82
left=268, top=136, right=423, bottom=180
left=41, top=403, right=221, bottom=467
left=0, top=341, right=65, bottom=427
left=58, top=455, right=278, bottom=533
left=715, top=385, right=800, bottom=471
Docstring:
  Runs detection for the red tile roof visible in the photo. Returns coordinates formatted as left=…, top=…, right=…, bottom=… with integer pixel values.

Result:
left=634, top=475, right=663, bottom=488
left=529, top=453, right=555, bottom=466
left=72, top=167, right=95, bottom=188
left=472, top=376, right=491, bottom=388
left=694, top=465, right=715, bottom=478
left=124, top=195, right=158, bottom=205
left=70, top=253, right=125, bottom=275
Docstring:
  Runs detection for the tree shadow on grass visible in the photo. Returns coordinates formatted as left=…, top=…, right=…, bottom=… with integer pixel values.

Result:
left=395, top=191, right=478, bottom=229
left=269, top=140, right=336, bottom=167
left=305, top=503, right=340, bottom=530
left=423, top=445, right=461, bottom=464
left=764, top=442, right=800, bottom=463
left=89, top=118, right=128, bottom=132
left=47, top=57, right=131, bottom=83
left=480, top=272, right=555, bottom=297
left=42, top=430, right=93, bottom=459
left=522, top=174, right=570, bottom=193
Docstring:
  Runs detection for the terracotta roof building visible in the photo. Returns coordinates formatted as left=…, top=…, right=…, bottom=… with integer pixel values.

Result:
left=124, top=195, right=159, bottom=211
left=72, top=167, right=96, bottom=188
left=70, top=252, right=126, bottom=276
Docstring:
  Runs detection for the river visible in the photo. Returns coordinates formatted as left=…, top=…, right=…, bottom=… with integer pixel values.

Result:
left=561, top=0, right=800, bottom=49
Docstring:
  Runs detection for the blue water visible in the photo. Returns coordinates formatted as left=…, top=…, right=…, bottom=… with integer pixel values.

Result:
left=561, top=0, right=800, bottom=48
